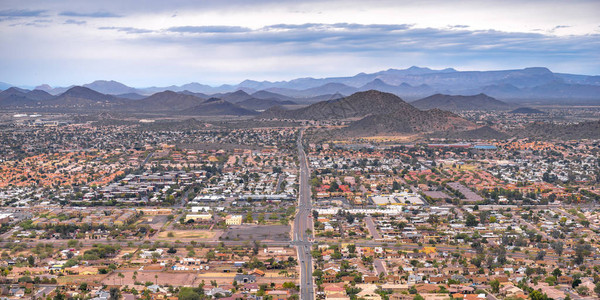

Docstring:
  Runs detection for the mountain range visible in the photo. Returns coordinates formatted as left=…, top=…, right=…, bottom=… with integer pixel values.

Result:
left=2, top=85, right=599, bottom=140
left=4, top=66, right=598, bottom=103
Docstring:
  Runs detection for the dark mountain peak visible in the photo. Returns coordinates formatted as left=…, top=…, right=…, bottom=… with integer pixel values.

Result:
left=89, top=79, right=120, bottom=85
left=61, top=86, right=106, bottom=97
left=123, top=90, right=205, bottom=112
left=441, top=68, right=457, bottom=73
left=52, top=86, right=117, bottom=104
left=231, top=89, right=250, bottom=96
left=35, top=84, right=53, bottom=92
left=411, top=93, right=509, bottom=111
left=522, top=67, right=552, bottom=74
left=2, top=87, right=28, bottom=95
left=152, top=90, right=178, bottom=96
left=26, top=89, right=54, bottom=101
left=344, top=90, right=408, bottom=105
left=205, top=97, right=222, bottom=103
left=82, top=80, right=137, bottom=95
left=116, top=93, right=146, bottom=100
left=219, top=89, right=254, bottom=103
left=251, top=90, right=295, bottom=101
left=183, top=99, right=258, bottom=116
left=408, top=66, right=430, bottom=71
left=321, top=82, right=351, bottom=88
left=260, top=90, right=412, bottom=120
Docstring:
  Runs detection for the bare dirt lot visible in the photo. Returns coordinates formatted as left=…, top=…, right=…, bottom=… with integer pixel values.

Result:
left=103, top=270, right=196, bottom=286
left=223, top=225, right=291, bottom=241
left=156, top=230, right=217, bottom=240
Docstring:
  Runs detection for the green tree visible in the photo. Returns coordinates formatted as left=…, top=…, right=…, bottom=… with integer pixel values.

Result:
left=109, top=287, right=121, bottom=300
left=466, top=213, right=478, bottom=227
left=27, top=255, right=35, bottom=266
left=178, top=288, right=201, bottom=300
left=490, top=279, right=500, bottom=294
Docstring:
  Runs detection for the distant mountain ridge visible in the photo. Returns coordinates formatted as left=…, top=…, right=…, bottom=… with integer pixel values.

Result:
left=9, top=66, right=597, bottom=103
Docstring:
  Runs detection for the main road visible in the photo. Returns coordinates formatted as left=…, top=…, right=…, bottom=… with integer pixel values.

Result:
left=293, top=129, right=314, bottom=300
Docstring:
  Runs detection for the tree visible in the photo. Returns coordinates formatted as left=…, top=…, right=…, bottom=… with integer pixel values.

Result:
left=594, top=282, right=600, bottom=297
left=67, top=240, right=79, bottom=248
left=466, top=213, right=478, bottom=227
left=413, top=294, right=424, bottom=300
left=347, top=244, right=356, bottom=254
left=109, top=287, right=121, bottom=300
left=551, top=268, right=562, bottom=277
left=574, top=243, right=592, bottom=265
left=54, top=291, right=65, bottom=300
left=178, top=287, right=201, bottom=300
left=490, top=279, right=500, bottom=294
left=408, top=286, right=417, bottom=294
left=551, top=241, right=564, bottom=256
left=535, top=251, right=546, bottom=261
left=245, top=212, right=253, bottom=223
left=282, top=282, right=297, bottom=290
left=529, top=290, right=550, bottom=300
left=27, top=255, right=35, bottom=266
left=79, top=283, right=88, bottom=292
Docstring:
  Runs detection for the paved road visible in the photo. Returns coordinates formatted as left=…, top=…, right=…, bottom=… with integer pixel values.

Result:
left=140, top=151, right=153, bottom=168
left=35, top=286, right=57, bottom=298
left=293, top=129, right=314, bottom=300
left=275, top=173, right=285, bottom=193
left=364, top=217, right=382, bottom=240
left=374, top=259, right=386, bottom=276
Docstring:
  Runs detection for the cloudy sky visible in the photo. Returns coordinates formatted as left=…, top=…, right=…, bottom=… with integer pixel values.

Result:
left=1, top=0, right=599, bottom=87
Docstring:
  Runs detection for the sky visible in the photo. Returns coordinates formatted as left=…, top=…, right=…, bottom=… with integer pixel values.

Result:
left=0, top=0, right=599, bottom=87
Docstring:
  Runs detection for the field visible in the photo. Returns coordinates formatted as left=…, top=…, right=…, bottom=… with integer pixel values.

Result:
left=57, top=274, right=108, bottom=285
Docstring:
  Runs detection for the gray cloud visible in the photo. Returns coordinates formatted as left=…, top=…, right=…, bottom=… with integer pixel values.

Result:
left=167, top=26, right=251, bottom=33
left=449, top=25, right=470, bottom=29
left=59, top=11, right=121, bottom=18
left=0, top=9, right=47, bottom=17
left=64, top=19, right=86, bottom=25
left=98, top=26, right=153, bottom=34
left=130, top=23, right=599, bottom=62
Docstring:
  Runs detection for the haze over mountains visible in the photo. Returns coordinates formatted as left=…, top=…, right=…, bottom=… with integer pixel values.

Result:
left=4, top=66, right=598, bottom=103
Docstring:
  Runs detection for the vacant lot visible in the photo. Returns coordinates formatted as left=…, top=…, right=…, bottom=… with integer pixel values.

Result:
left=103, top=270, right=196, bottom=286
left=57, top=274, right=108, bottom=285
left=223, top=225, right=290, bottom=241
left=156, top=230, right=217, bottom=240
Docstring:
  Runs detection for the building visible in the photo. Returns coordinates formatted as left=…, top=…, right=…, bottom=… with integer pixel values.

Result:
left=184, top=214, right=212, bottom=222
left=225, top=215, right=242, bottom=225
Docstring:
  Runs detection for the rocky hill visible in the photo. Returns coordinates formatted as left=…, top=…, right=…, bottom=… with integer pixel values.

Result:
left=411, top=93, right=510, bottom=111
left=261, top=90, right=418, bottom=120
left=182, top=98, right=258, bottom=116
